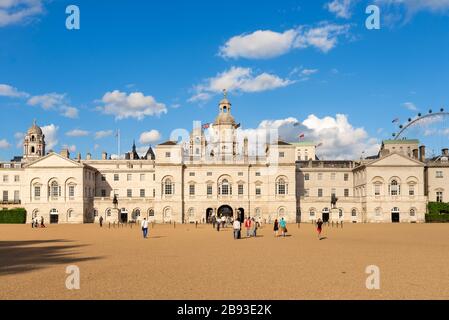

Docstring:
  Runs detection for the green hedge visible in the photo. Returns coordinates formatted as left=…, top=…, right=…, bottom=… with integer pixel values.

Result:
left=0, top=208, right=27, bottom=224
left=426, top=214, right=449, bottom=223
left=428, top=202, right=449, bottom=215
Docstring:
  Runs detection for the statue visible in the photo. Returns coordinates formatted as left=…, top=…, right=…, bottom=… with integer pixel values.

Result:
left=113, top=194, right=118, bottom=208
left=331, top=194, right=338, bottom=209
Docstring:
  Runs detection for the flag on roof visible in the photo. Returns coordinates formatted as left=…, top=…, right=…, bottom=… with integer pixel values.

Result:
left=235, top=123, right=241, bottom=129
left=317, top=142, right=323, bottom=147
left=202, top=123, right=210, bottom=129
left=298, top=133, right=305, bottom=140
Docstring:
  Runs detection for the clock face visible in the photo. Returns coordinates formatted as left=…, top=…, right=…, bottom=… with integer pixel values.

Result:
left=195, top=137, right=201, bottom=143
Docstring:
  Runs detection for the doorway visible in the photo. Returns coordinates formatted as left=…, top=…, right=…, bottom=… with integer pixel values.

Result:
left=50, top=208, right=59, bottom=224
left=391, top=208, right=400, bottom=223
left=206, top=208, right=213, bottom=223
left=322, top=208, right=330, bottom=223
left=120, top=209, right=128, bottom=223
left=237, top=208, right=245, bottom=222
left=218, top=205, right=233, bottom=219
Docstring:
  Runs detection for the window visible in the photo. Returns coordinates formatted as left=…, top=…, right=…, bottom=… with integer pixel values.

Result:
left=279, top=152, right=285, bottom=158
left=3, top=175, right=8, bottom=182
left=153, top=189, right=155, bottom=197
left=331, top=173, right=336, bottom=180
left=189, top=184, right=195, bottom=196
left=207, top=184, right=213, bottom=196
left=344, top=174, right=349, bottom=182
left=165, top=152, right=171, bottom=158
left=238, top=184, right=244, bottom=195
left=189, top=172, right=195, bottom=177
left=374, top=183, right=381, bottom=196
left=3, top=191, right=8, bottom=202
left=164, top=179, right=174, bottom=195
left=127, top=189, right=132, bottom=198
left=140, top=189, right=145, bottom=198
left=437, top=191, right=443, bottom=203
left=255, top=172, right=261, bottom=177
left=409, top=184, right=415, bottom=196
left=34, top=186, right=41, bottom=199
left=220, top=179, right=230, bottom=195
left=114, top=174, right=119, bottom=181
left=436, top=171, right=443, bottom=178
left=127, top=174, right=132, bottom=181
left=309, top=209, right=316, bottom=217
left=410, top=209, right=416, bottom=217
left=14, top=175, right=20, bottom=182
left=389, top=180, right=400, bottom=196
left=375, top=208, right=382, bottom=216
left=318, top=189, right=323, bottom=197
left=344, top=189, right=349, bottom=197
left=318, top=173, right=323, bottom=181
left=277, top=178, right=287, bottom=195
left=238, top=172, right=243, bottom=176
left=207, top=172, right=212, bottom=176
left=352, top=209, right=357, bottom=217
left=69, top=186, right=75, bottom=199
left=331, top=188, right=336, bottom=197
left=304, top=173, right=310, bottom=181
left=140, top=174, right=145, bottom=181
left=255, top=186, right=261, bottom=196
left=101, top=175, right=106, bottom=181
left=304, top=189, right=310, bottom=197
left=101, top=189, right=106, bottom=197
left=51, top=181, right=60, bottom=198
left=149, top=209, right=155, bottom=217
left=304, top=156, right=309, bottom=161
left=106, top=209, right=112, bottom=217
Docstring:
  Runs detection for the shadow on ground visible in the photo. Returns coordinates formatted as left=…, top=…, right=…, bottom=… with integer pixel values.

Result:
left=0, top=240, right=102, bottom=276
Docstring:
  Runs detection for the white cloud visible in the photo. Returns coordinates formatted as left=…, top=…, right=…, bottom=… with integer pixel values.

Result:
left=242, top=115, right=379, bottom=160
left=326, top=0, right=355, bottom=19
left=66, top=129, right=89, bottom=137
left=190, top=67, right=293, bottom=102
left=96, top=90, right=168, bottom=120
left=62, top=144, right=76, bottom=153
left=0, top=84, right=29, bottom=97
left=95, top=130, right=113, bottom=139
left=220, top=29, right=297, bottom=59
left=139, top=130, right=161, bottom=145
left=219, top=23, right=350, bottom=59
left=14, top=131, right=24, bottom=148
left=0, top=0, right=44, bottom=27
left=41, top=124, right=58, bottom=150
left=27, top=93, right=65, bottom=110
left=403, top=102, right=418, bottom=111
left=377, top=0, right=449, bottom=13
left=301, top=69, right=319, bottom=76
left=0, top=139, right=11, bottom=149
left=60, top=106, right=79, bottom=119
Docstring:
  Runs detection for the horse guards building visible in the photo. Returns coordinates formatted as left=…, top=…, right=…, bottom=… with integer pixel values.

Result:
left=1, top=96, right=448, bottom=224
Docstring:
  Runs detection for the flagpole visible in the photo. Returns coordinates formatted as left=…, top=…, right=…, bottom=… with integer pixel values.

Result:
left=117, top=129, right=121, bottom=160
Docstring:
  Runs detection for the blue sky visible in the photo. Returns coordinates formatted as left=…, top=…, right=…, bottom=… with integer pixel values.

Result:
left=1, top=0, right=449, bottom=160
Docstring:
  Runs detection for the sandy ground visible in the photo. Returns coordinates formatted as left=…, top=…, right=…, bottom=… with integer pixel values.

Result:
left=1, top=222, right=449, bottom=300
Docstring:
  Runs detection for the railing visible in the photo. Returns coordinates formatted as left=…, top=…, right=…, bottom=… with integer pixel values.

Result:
left=1, top=200, right=21, bottom=205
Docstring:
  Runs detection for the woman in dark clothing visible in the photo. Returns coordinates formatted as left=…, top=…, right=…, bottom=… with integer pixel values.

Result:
left=317, top=218, right=323, bottom=239
left=273, top=219, right=279, bottom=237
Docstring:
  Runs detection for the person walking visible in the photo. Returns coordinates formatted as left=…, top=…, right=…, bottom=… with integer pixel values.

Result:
left=273, top=219, right=279, bottom=237
left=212, top=215, right=216, bottom=229
left=99, top=216, right=104, bottom=228
left=141, top=218, right=149, bottom=239
left=317, top=218, right=324, bottom=239
left=244, top=217, right=252, bottom=238
left=216, top=217, right=220, bottom=232
left=251, top=218, right=258, bottom=237
left=221, top=215, right=226, bottom=229
left=233, top=218, right=241, bottom=240
left=40, top=216, right=45, bottom=228
left=279, top=218, right=287, bottom=237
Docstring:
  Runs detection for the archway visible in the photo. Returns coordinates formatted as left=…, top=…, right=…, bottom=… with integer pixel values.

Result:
left=50, top=208, right=59, bottom=224
left=218, top=205, right=233, bottom=219
left=206, top=208, right=213, bottom=223
left=322, top=208, right=330, bottom=223
left=391, top=207, right=400, bottom=223
left=237, top=208, right=245, bottom=222
left=163, top=207, right=172, bottom=223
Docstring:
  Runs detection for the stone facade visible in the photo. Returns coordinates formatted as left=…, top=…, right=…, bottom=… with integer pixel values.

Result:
left=0, top=98, right=448, bottom=224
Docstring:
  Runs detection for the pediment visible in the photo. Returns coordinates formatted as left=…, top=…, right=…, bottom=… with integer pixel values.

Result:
left=367, top=153, right=424, bottom=167
left=25, top=153, right=84, bottom=168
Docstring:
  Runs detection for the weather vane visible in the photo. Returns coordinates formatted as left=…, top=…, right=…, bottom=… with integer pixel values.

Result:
left=223, top=89, right=227, bottom=99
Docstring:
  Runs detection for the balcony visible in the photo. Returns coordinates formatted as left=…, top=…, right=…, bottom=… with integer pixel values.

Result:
left=1, top=200, right=21, bottom=205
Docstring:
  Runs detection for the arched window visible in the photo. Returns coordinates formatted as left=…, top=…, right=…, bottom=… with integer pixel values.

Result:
left=278, top=207, right=286, bottom=218
left=339, top=209, right=343, bottom=218
left=50, top=181, right=60, bottom=199
left=148, top=209, right=155, bottom=217
left=106, top=208, right=112, bottom=217
left=67, top=209, right=74, bottom=219
left=133, top=208, right=141, bottom=219
left=219, top=179, right=231, bottom=195
left=31, top=135, right=35, bottom=142
left=163, top=178, right=174, bottom=196
left=410, top=208, right=416, bottom=217
left=31, top=146, right=35, bottom=153
left=389, top=180, right=400, bottom=196
left=276, top=178, right=288, bottom=195
left=352, top=209, right=357, bottom=217
left=375, top=207, right=382, bottom=216
left=309, top=208, right=316, bottom=217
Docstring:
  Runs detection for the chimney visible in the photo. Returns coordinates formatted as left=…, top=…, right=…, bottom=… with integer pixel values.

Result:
left=443, top=148, right=449, bottom=157
left=413, top=149, right=419, bottom=159
left=60, top=149, right=70, bottom=158
left=86, top=153, right=92, bottom=160
left=419, top=145, right=426, bottom=162
left=102, top=152, right=108, bottom=160
left=76, top=152, right=81, bottom=162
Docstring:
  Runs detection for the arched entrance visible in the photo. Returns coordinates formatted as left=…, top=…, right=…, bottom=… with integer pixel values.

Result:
left=120, top=208, right=128, bottom=223
left=322, top=208, right=330, bottom=223
left=206, top=208, right=213, bottom=223
left=218, top=205, right=233, bottom=219
left=163, top=207, right=172, bottom=223
left=391, top=207, right=400, bottom=223
left=237, top=208, right=245, bottom=222
left=50, top=208, right=59, bottom=224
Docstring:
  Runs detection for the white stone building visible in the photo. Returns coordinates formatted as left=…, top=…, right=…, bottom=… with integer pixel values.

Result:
left=0, top=97, right=448, bottom=224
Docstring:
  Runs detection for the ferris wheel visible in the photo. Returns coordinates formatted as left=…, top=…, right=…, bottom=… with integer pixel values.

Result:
left=392, top=108, right=449, bottom=157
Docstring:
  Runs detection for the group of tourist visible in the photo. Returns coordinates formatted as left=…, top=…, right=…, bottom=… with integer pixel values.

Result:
left=31, top=216, right=45, bottom=228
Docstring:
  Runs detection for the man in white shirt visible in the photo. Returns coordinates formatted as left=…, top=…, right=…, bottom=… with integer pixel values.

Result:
left=233, top=219, right=241, bottom=240
left=141, top=218, right=149, bottom=239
